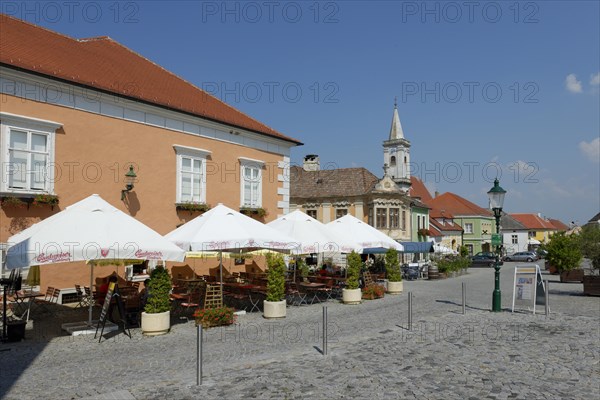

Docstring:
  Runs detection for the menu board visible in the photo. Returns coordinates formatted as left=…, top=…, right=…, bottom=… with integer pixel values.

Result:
left=98, top=282, right=116, bottom=325
left=94, top=282, right=131, bottom=342
left=512, top=265, right=546, bottom=314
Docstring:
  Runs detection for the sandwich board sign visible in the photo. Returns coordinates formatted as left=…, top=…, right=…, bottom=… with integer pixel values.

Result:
left=512, top=264, right=546, bottom=314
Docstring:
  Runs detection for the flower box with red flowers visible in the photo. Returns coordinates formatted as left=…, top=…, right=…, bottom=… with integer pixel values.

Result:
left=194, top=306, right=236, bottom=328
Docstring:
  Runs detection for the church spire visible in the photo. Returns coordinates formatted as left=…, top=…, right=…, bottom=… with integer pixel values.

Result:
left=389, top=99, right=404, bottom=140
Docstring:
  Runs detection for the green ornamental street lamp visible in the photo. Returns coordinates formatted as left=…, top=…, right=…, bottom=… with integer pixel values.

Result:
left=121, top=165, right=137, bottom=201
left=487, top=178, right=506, bottom=312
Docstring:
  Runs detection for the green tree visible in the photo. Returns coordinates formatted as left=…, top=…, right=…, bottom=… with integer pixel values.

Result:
left=385, top=249, right=402, bottom=282
left=579, top=225, right=600, bottom=270
left=546, top=232, right=582, bottom=272
left=346, top=251, right=362, bottom=290
left=144, top=266, right=172, bottom=314
left=266, top=253, right=286, bottom=302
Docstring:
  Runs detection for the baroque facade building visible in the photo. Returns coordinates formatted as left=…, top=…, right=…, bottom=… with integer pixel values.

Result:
left=290, top=103, right=430, bottom=256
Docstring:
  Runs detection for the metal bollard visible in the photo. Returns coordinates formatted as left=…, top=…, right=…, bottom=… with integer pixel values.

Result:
left=196, top=324, right=203, bottom=386
left=408, top=292, right=413, bottom=331
left=462, top=282, right=466, bottom=315
left=545, top=279, right=549, bottom=317
left=323, top=306, right=328, bottom=355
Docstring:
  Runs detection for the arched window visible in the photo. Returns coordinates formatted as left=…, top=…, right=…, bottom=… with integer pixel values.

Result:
left=390, top=156, right=396, bottom=166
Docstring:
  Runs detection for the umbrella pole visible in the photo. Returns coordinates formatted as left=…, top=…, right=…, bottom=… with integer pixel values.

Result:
left=219, top=251, right=223, bottom=300
left=293, top=256, right=297, bottom=282
left=88, top=263, right=94, bottom=326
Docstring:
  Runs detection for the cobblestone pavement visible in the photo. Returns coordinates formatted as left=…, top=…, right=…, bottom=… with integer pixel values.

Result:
left=1, top=262, right=598, bottom=399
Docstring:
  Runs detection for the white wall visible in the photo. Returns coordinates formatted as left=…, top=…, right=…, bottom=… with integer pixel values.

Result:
left=502, top=231, right=528, bottom=254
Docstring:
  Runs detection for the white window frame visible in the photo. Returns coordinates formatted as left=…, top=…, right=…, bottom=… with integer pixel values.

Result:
left=464, top=223, right=473, bottom=234
left=1, top=112, right=61, bottom=194
left=173, top=144, right=210, bottom=204
left=239, top=157, right=264, bottom=208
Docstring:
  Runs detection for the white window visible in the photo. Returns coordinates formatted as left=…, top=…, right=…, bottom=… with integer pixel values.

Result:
left=1, top=113, right=60, bottom=194
left=511, top=234, right=518, bottom=244
left=464, top=223, right=473, bottom=234
left=174, top=145, right=210, bottom=203
left=239, top=157, right=264, bottom=208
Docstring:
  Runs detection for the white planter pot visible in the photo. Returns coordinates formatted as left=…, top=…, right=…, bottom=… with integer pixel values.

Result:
left=263, top=300, right=286, bottom=319
left=342, top=288, right=362, bottom=304
left=141, top=310, right=170, bottom=336
left=387, top=280, right=403, bottom=294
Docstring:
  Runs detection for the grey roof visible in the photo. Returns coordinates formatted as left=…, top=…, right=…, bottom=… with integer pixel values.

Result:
left=501, top=212, right=527, bottom=230
left=588, top=212, right=600, bottom=223
left=290, top=166, right=379, bottom=199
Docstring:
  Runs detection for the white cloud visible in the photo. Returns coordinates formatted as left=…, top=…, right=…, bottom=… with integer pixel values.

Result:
left=579, top=137, right=600, bottom=163
left=565, top=73, right=583, bottom=93
left=506, top=160, right=538, bottom=183
left=591, top=72, right=600, bottom=86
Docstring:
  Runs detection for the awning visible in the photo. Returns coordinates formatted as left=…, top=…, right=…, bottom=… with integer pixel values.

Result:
left=400, top=241, right=434, bottom=253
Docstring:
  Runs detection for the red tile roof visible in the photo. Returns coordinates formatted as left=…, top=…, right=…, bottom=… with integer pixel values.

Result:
left=428, top=225, right=442, bottom=237
left=548, top=218, right=569, bottom=231
left=0, top=15, right=301, bottom=144
left=409, top=177, right=433, bottom=202
left=429, top=207, right=455, bottom=219
left=429, top=217, right=463, bottom=232
left=510, top=214, right=556, bottom=230
left=427, top=192, right=492, bottom=217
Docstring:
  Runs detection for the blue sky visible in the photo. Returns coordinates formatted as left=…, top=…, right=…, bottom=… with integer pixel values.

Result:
left=3, top=1, right=599, bottom=225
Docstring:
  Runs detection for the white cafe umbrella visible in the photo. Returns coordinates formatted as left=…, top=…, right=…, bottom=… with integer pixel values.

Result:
left=165, top=204, right=299, bottom=287
left=268, top=210, right=361, bottom=255
left=6, top=194, right=186, bottom=325
left=432, top=242, right=458, bottom=255
left=268, top=210, right=362, bottom=280
left=327, top=214, right=404, bottom=252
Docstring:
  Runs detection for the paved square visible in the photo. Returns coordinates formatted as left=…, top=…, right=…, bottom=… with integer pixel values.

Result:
left=1, top=262, right=598, bottom=399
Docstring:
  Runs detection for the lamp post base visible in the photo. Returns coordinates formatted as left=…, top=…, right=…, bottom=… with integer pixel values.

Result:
left=492, top=265, right=502, bottom=312
left=492, top=290, right=502, bottom=311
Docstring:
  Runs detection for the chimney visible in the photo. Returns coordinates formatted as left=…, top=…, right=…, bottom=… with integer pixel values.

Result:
left=303, top=154, right=320, bottom=171
left=434, top=191, right=439, bottom=198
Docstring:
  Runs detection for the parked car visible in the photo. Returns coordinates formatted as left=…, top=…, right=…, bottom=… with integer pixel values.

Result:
left=503, top=251, right=539, bottom=262
left=536, top=249, right=548, bottom=259
left=470, top=252, right=502, bottom=267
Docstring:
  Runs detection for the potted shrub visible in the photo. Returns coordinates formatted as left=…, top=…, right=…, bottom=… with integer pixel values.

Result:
left=385, top=249, right=403, bottom=294
left=580, top=225, right=600, bottom=296
left=297, top=258, right=309, bottom=282
left=141, top=266, right=172, bottom=335
left=263, top=253, right=286, bottom=318
left=546, top=232, right=583, bottom=283
left=342, top=251, right=362, bottom=304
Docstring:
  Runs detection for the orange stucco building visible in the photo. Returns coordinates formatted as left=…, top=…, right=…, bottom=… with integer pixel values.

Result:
left=0, top=15, right=301, bottom=292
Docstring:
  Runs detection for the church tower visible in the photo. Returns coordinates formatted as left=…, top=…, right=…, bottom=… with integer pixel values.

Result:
left=383, top=99, right=411, bottom=192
